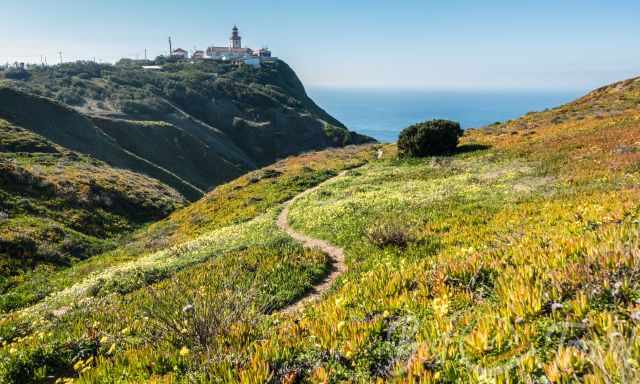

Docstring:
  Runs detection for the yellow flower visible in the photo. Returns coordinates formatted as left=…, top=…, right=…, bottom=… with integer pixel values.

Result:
left=337, top=321, right=346, bottom=331
left=99, top=336, right=109, bottom=344
left=73, top=360, right=84, bottom=371
left=179, top=346, right=190, bottom=357
left=107, top=343, right=116, bottom=355
left=121, top=327, right=130, bottom=335
left=382, top=310, right=390, bottom=318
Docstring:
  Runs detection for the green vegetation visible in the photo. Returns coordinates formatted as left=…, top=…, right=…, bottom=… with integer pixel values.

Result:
left=1, top=60, right=373, bottom=199
left=397, top=119, right=463, bottom=157
left=1, top=76, right=640, bottom=383
left=0, top=145, right=378, bottom=382
left=0, top=118, right=185, bottom=302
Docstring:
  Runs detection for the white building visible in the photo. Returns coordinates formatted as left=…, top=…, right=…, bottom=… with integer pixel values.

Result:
left=206, top=46, right=253, bottom=60
left=172, top=48, right=189, bottom=59
left=206, top=26, right=269, bottom=62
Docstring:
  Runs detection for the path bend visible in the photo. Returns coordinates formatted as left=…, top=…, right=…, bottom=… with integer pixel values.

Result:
left=277, top=171, right=350, bottom=313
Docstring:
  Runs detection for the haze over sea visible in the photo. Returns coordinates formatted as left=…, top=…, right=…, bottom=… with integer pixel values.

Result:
left=309, top=88, right=583, bottom=143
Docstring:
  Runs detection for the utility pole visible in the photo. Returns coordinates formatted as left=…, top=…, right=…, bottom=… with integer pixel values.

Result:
left=168, top=37, right=173, bottom=57
left=144, top=48, right=148, bottom=61
left=58, top=51, right=63, bottom=64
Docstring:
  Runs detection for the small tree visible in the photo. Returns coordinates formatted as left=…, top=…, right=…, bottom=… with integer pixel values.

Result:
left=398, top=119, right=463, bottom=157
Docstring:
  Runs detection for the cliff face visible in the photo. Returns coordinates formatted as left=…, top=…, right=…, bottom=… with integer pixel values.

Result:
left=2, top=59, right=374, bottom=198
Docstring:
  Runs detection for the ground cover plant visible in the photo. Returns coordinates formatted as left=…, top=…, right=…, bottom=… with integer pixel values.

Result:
left=1, top=77, right=640, bottom=382
left=0, top=145, right=378, bottom=382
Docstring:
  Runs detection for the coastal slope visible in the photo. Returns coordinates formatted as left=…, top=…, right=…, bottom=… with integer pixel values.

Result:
left=2, top=76, right=639, bottom=382
left=2, top=59, right=374, bottom=199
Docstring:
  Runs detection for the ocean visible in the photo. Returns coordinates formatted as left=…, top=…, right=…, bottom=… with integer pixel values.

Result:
left=308, top=88, right=583, bottom=143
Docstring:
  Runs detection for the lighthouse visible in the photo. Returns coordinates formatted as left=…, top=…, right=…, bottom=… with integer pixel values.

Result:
left=230, top=25, right=242, bottom=49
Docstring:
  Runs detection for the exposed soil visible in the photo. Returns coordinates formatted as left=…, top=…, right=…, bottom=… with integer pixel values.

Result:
left=277, top=171, right=349, bottom=313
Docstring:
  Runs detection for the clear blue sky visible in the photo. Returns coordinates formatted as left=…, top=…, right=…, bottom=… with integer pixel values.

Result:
left=2, top=0, right=638, bottom=90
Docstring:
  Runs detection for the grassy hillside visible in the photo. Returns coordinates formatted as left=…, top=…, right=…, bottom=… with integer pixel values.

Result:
left=0, top=118, right=185, bottom=307
left=1, top=77, right=640, bottom=383
left=0, top=87, right=206, bottom=200
left=2, top=60, right=373, bottom=199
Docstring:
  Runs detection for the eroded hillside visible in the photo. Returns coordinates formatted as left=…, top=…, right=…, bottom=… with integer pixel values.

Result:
left=1, top=60, right=373, bottom=199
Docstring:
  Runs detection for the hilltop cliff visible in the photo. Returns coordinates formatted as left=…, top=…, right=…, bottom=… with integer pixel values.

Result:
left=1, top=60, right=373, bottom=199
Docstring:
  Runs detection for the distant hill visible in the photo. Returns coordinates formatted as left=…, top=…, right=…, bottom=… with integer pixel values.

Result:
left=1, top=60, right=374, bottom=199
left=483, top=76, right=640, bottom=133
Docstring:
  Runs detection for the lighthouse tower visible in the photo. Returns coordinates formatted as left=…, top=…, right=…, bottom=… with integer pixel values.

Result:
left=230, top=25, right=242, bottom=49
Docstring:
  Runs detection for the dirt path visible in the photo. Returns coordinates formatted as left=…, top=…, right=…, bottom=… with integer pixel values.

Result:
left=277, top=171, right=349, bottom=313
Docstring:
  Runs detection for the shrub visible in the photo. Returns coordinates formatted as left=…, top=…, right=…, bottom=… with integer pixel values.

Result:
left=397, top=119, right=463, bottom=157
left=3, top=69, right=31, bottom=81
left=367, top=220, right=414, bottom=249
left=55, top=88, right=85, bottom=106
left=142, top=268, right=264, bottom=364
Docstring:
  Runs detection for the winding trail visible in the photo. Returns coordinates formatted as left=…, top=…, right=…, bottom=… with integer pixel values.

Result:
left=277, top=171, right=350, bottom=313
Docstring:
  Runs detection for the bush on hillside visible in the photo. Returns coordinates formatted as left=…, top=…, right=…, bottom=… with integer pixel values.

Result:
left=3, top=68, right=31, bottom=81
left=367, top=220, right=414, bottom=249
left=398, top=119, right=463, bottom=157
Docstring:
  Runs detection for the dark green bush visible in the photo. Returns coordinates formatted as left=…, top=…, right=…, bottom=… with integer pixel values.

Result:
left=397, top=119, right=463, bottom=157
left=3, top=69, right=31, bottom=81
left=55, top=88, right=84, bottom=106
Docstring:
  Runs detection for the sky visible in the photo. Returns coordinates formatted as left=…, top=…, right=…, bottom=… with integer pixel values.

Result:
left=1, top=0, right=639, bottom=90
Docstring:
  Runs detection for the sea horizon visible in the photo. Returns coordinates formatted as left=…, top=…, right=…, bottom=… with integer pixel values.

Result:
left=308, top=87, right=585, bottom=143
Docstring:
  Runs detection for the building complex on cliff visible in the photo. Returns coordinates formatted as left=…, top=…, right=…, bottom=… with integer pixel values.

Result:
left=171, top=26, right=273, bottom=66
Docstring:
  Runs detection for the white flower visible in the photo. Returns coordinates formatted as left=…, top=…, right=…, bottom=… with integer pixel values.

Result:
left=551, top=302, right=563, bottom=311
left=182, top=304, right=195, bottom=314
left=631, top=312, right=640, bottom=322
